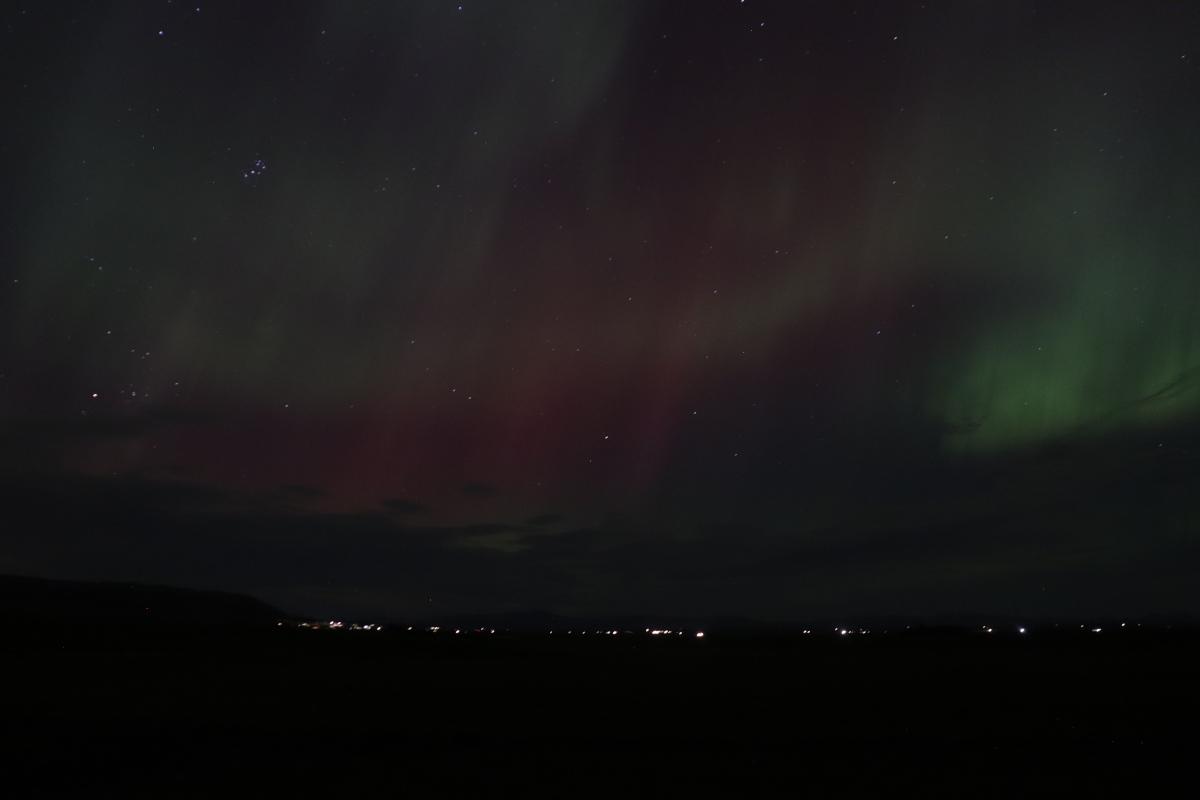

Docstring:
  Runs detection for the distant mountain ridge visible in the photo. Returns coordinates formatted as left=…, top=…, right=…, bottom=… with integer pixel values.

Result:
left=0, top=574, right=283, bottom=626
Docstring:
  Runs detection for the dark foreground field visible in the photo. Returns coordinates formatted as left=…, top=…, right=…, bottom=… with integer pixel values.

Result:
left=3, top=623, right=1198, bottom=797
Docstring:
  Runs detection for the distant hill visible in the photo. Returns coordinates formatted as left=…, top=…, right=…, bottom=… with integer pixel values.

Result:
left=0, top=574, right=283, bottom=626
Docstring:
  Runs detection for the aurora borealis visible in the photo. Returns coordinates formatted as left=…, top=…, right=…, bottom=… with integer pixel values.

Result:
left=2, top=1, right=1199, bottom=621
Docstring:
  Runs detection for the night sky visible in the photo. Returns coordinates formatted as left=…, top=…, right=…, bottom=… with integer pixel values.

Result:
left=3, top=1, right=1199, bottom=623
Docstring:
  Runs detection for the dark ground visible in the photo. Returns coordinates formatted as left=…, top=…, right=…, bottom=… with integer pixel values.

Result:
left=2, top=620, right=1197, bottom=797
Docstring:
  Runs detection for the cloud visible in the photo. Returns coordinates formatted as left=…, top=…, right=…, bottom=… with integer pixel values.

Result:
left=0, top=407, right=211, bottom=443
left=382, top=499, right=429, bottom=515
left=3, top=419, right=1200, bottom=623
left=279, top=484, right=325, bottom=500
